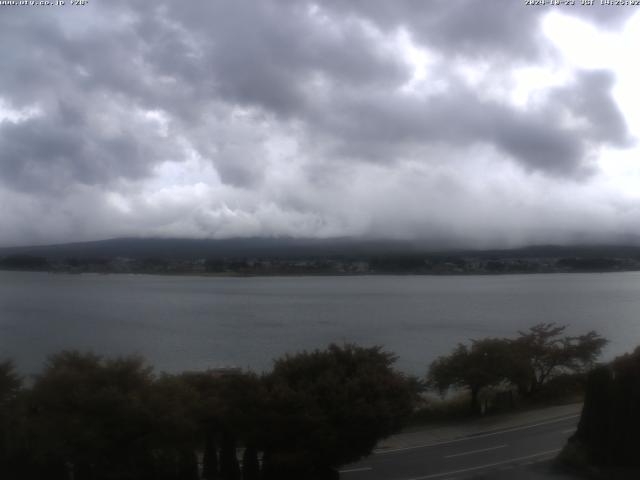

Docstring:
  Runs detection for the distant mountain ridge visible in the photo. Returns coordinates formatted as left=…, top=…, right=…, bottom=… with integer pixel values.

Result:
left=0, top=237, right=419, bottom=261
left=2, top=237, right=640, bottom=261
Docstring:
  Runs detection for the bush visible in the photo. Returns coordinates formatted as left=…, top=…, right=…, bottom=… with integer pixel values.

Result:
left=0, top=345, right=419, bottom=480
left=410, top=392, right=474, bottom=425
left=527, top=373, right=586, bottom=405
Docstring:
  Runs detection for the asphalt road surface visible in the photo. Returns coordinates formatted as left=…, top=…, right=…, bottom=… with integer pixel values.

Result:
left=340, top=414, right=580, bottom=480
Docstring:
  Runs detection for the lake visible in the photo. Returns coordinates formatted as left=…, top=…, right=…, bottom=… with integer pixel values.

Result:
left=1, top=271, right=639, bottom=375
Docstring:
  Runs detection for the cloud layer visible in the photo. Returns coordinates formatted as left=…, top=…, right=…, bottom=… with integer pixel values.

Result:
left=0, top=1, right=638, bottom=247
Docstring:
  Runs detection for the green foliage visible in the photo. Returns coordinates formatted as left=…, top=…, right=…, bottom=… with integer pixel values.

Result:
left=26, top=351, right=157, bottom=479
left=1, top=344, right=419, bottom=479
left=181, top=369, right=266, bottom=442
left=145, top=373, right=200, bottom=451
left=262, top=344, right=418, bottom=476
left=527, top=372, right=586, bottom=404
left=570, top=347, right=640, bottom=469
left=0, top=361, right=22, bottom=476
left=0, top=360, right=21, bottom=405
left=511, top=323, right=607, bottom=396
left=2, top=328, right=603, bottom=479
left=0, top=254, right=48, bottom=270
left=427, top=323, right=607, bottom=414
left=410, top=392, right=473, bottom=424
left=428, top=338, right=513, bottom=413
left=242, top=446, right=260, bottom=480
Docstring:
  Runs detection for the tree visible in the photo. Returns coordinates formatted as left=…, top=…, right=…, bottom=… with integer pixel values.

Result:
left=1, top=345, right=419, bottom=479
left=0, top=255, right=48, bottom=271
left=510, top=323, right=607, bottom=396
left=428, top=338, right=512, bottom=413
left=201, top=432, right=218, bottom=480
left=0, top=360, right=22, bottom=476
left=145, top=373, right=201, bottom=480
left=27, top=351, right=157, bottom=480
left=180, top=369, right=266, bottom=480
left=565, top=346, right=640, bottom=469
left=0, top=360, right=21, bottom=406
left=242, top=446, right=260, bottom=480
left=261, top=344, right=417, bottom=479
left=428, top=325, right=608, bottom=412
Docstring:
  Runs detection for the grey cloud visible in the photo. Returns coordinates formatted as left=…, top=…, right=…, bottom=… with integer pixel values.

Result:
left=211, top=143, right=266, bottom=189
left=1, top=0, right=631, bottom=191
left=551, top=70, right=632, bottom=147
left=157, top=1, right=410, bottom=116
left=301, top=0, right=545, bottom=62
left=0, top=0, right=637, bottom=246
left=313, top=0, right=636, bottom=61
left=306, top=68, right=628, bottom=176
left=493, top=120, right=586, bottom=176
left=570, top=5, right=634, bottom=28
left=0, top=101, right=176, bottom=193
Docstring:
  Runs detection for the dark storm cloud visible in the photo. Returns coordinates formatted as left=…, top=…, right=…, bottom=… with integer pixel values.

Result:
left=313, top=0, right=635, bottom=59
left=312, top=0, right=545, bottom=60
left=149, top=0, right=630, bottom=177
left=0, top=105, right=164, bottom=193
left=0, top=0, right=637, bottom=245
left=1, top=0, right=633, bottom=189
left=145, top=1, right=410, bottom=117
left=490, top=69, right=632, bottom=175
left=307, top=68, right=629, bottom=175
left=0, top=9, right=168, bottom=192
left=551, top=70, right=632, bottom=147
left=0, top=0, right=409, bottom=192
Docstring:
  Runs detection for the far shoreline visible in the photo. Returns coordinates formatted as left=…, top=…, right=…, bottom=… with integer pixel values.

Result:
left=2, top=267, right=640, bottom=279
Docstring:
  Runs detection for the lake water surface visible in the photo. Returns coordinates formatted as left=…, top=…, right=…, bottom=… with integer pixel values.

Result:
left=1, top=271, right=639, bottom=375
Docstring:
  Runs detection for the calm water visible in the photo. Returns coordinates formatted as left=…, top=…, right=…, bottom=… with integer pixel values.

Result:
left=1, top=271, right=639, bottom=375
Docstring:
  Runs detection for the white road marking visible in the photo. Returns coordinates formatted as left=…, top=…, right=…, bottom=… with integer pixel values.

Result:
left=375, top=414, right=579, bottom=455
left=444, top=444, right=507, bottom=459
left=405, top=449, right=560, bottom=480
left=339, top=466, right=373, bottom=474
left=561, top=428, right=575, bottom=434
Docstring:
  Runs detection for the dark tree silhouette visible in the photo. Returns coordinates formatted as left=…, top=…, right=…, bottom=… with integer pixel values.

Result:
left=565, top=346, right=640, bottom=471
left=0, top=255, right=48, bottom=270
left=201, top=432, right=219, bottom=479
left=1, top=344, right=416, bottom=479
left=242, top=446, right=260, bottom=480
left=180, top=369, right=265, bottom=480
left=26, top=351, right=158, bottom=480
left=428, top=324, right=607, bottom=413
left=261, top=344, right=417, bottom=478
left=511, top=323, right=607, bottom=396
left=0, top=360, right=21, bottom=406
left=428, top=338, right=512, bottom=413
left=0, top=361, right=22, bottom=476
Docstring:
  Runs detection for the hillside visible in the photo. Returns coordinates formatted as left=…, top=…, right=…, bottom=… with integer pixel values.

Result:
left=2, top=238, right=640, bottom=275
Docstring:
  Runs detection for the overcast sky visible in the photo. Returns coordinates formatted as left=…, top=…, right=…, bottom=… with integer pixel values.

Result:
left=1, top=1, right=640, bottom=248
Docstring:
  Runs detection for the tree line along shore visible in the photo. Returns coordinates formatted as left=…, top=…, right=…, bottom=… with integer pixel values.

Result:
left=2, top=323, right=636, bottom=479
left=3, top=252, right=640, bottom=276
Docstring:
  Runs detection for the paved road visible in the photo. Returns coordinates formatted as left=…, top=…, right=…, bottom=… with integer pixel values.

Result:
left=340, top=414, right=579, bottom=480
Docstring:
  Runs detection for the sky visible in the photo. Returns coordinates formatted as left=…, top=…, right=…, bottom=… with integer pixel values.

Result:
left=1, top=1, right=640, bottom=248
